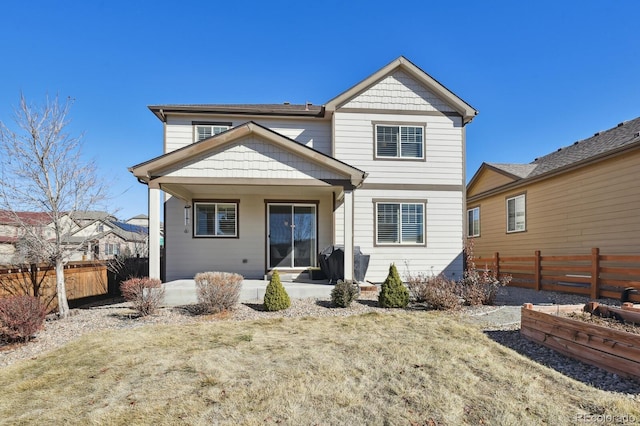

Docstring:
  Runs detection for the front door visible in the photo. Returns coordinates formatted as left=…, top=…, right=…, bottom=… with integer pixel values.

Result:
left=268, top=203, right=317, bottom=269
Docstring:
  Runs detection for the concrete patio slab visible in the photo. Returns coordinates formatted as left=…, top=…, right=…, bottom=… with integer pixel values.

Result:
left=162, top=279, right=337, bottom=307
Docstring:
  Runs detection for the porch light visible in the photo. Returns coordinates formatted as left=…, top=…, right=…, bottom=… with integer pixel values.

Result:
left=184, top=205, right=191, bottom=233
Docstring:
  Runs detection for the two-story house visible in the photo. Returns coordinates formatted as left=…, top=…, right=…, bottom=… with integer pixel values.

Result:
left=130, top=57, right=477, bottom=282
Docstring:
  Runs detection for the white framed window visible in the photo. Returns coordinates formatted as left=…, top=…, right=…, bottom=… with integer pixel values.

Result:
left=194, top=123, right=231, bottom=142
left=376, top=202, right=425, bottom=245
left=104, top=243, right=120, bottom=256
left=194, top=202, right=238, bottom=237
left=467, top=207, right=480, bottom=237
left=506, top=194, right=526, bottom=233
left=375, top=124, right=424, bottom=159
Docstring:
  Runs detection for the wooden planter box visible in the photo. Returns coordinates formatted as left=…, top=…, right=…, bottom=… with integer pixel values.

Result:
left=521, top=303, right=640, bottom=380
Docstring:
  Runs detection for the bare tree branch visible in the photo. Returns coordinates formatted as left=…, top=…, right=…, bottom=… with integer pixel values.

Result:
left=0, top=94, right=109, bottom=318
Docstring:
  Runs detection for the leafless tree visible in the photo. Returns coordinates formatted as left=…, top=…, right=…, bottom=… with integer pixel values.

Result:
left=0, top=94, right=108, bottom=318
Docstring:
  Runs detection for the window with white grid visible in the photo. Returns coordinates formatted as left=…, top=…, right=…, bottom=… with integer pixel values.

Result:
left=376, top=202, right=425, bottom=244
left=375, top=125, right=424, bottom=159
left=195, top=124, right=231, bottom=142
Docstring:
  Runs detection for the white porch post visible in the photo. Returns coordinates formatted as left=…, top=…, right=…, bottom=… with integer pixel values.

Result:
left=148, top=184, right=161, bottom=280
left=343, top=189, right=354, bottom=281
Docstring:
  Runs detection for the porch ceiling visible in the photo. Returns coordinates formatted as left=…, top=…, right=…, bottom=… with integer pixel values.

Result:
left=159, top=181, right=340, bottom=202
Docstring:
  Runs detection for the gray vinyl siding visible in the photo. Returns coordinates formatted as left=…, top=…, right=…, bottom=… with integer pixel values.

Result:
left=165, top=192, right=334, bottom=281
left=348, top=189, right=464, bottom=282
left=164, top=116, right=331, bottom=155
left=333, top=112, right=463, bottom=185
left=162, top=135, right=345, bottom=181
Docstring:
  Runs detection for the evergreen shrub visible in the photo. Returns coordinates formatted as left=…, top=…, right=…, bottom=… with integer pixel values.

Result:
left=264, top=270, right=290, bottom=311
left=331, top=280, right=359, bottom=308
left=378, top=263, right=409, bottom=308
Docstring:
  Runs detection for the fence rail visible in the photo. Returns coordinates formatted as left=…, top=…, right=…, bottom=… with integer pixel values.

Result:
left=475, top=248, right=640, bottom=302
left=0, top=261, right=108, bottom=311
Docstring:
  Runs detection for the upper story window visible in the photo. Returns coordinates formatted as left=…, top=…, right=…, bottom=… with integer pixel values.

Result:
left=376, top=201, right=425, bottom=245
left=506, top=194, right=526, bottom=233
left=194, top=201, right=238, bottom=238
left=375, top=124, right=424, bottom=159
left=467, top=207, right=480, bottom=237
left=193, top=122, right=232, bottom=142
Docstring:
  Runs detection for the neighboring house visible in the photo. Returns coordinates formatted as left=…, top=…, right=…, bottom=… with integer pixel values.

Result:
left=0, top=209, right=149, bottom=264
left=0, top=211, right=52, bottom=265
left=64, top=217, right=149, bottom=261
left=126, top=214, right=164, bottom=247
left=466, top=117, right=640, bottom=257
left=131, top=56, right=477, bottom=282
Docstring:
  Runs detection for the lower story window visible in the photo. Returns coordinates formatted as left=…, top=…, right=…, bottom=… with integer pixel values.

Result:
left=194, top=202, right=238, bottom=237
left=376, top=202, right=425, bottom=244
left=104, top=243, right=120, bottom=256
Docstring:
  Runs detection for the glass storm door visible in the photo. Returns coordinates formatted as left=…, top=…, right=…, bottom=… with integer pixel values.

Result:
left=268, top=204, right=317, bottom=269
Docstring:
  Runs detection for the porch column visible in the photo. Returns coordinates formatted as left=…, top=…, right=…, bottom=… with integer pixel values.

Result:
left=148, top=184, right=161, bottom=280
left=343, top=189, right=354, bottom=281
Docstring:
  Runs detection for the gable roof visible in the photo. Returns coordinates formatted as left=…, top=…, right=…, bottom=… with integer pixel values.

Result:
left=485, top=163, right=538, bottom=179
left=147, top=57, right=477, bottom=124
left=129, top=121, right=367, bottom=187
left=468, top=116, right=640, bottom=197
left=324, top=56, right=478, bottom=123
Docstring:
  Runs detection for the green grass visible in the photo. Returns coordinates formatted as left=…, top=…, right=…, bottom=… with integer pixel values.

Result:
left=0, top=311, right=637, bottom=425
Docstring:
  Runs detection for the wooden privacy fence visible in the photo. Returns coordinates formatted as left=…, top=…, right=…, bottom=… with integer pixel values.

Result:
left=0, top=261, right=108, bottom=311
left=476, top=248, right=640, bottom=302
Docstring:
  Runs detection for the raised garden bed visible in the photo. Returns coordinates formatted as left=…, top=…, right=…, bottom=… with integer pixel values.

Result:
left=521, top=303, right=640, bottom=381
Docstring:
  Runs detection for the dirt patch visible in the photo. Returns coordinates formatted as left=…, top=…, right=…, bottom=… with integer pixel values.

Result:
left=563, top=311, right=640, bottom=336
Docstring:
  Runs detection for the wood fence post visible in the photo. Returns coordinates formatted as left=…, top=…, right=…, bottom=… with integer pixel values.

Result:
left=591, top=247, right=600, bottom=300
left=494, top=252, right=500, bottom=278
left=534, top=250, right=541, bottom=291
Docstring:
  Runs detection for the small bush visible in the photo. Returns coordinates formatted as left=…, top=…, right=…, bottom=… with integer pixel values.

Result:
left=331, top=280, right=359, bottom=308
left=194, top=271, right=243, bottom=313
left=460, top=239, right=512, bottom=305
left=0, top=295, right=46, bottom=342
left=378, top=263, right=409, bottom=308
left=264, top=270, right=290, bottom=312
left=120, top=277, right=165, bottom=316
left=406, top=273, right=460, bottom=310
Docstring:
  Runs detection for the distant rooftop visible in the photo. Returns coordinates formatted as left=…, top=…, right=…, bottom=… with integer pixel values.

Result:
left=488, top=116, right=640, bottom=181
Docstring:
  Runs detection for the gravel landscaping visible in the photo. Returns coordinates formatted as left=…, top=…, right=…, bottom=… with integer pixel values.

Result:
left=1, top=286, right=639, bottom=400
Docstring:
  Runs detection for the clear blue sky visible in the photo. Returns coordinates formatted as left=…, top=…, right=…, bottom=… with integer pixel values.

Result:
left=2, top=1, right=639, bottom=220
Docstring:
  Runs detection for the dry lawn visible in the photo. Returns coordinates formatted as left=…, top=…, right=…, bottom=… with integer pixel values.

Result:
left=0, top=311, right=638, bottom=425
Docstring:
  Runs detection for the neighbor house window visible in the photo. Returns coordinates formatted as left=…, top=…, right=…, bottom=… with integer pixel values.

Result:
left=467, top=207, right=480, bottom=237
left=375, top=124, right=424, bottom=159
left=376, top=202, right=425, bottom=244
left=194, top=123, right=231, bottom=142
left=194, top=202, right=238, bottom=237
left=506, top=194, right=526, bottom=233
left=104, top=243, right=120, bottom=256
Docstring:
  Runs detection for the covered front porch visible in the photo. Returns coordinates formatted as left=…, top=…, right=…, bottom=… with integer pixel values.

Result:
left=130, top=121, right=366, bottom=283
left=157, top=183, right=354, bottom=281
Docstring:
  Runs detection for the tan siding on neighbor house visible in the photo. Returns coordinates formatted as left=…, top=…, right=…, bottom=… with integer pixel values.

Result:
left=470, top=148, right=640, bottom=258
left=467, top=169, right=517, bottom=197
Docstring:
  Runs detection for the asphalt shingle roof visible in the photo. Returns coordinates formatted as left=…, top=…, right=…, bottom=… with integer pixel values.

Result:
left=486, top=163, right=538, bottom=178
left=487, top=117, right=640, bottom=181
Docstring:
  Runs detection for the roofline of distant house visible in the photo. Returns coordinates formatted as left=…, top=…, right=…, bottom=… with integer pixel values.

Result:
left=467, top=138, right=640, bottom=202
